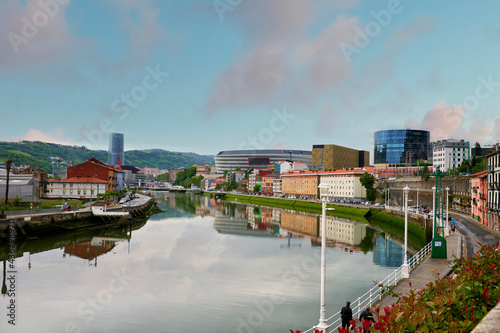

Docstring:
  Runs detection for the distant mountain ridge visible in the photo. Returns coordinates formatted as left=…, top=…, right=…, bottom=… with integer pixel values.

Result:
left=0, top=141, right=214, bottom=173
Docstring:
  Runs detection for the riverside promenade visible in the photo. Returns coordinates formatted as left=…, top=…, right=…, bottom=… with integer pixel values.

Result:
left=373, top=231, right=462, bottom=310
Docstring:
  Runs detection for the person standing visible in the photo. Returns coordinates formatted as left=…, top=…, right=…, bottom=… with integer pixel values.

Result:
left=340, top=301, right=353, bottom=331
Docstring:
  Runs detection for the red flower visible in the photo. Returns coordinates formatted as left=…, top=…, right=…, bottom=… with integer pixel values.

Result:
left=290, top=330, right=301, bottom=333
left=337, top=328, right=345, bottom=333
left=314, top=330, right=323, bottom=333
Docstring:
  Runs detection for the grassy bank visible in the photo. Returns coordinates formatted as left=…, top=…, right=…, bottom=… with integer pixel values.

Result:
left=223, top=193, right=427, bottom=250
left=0, top=199, right=83, bottom=212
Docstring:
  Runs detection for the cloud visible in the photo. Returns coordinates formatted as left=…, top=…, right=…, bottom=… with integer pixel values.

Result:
left=417, top=69, right=446, bottom=91
left=420, top=101, right=466, bottom=140
left=107, top=0, right=168, bottom=69
left=204, top=0, right=359, bottom=113
left=386, top=16, right=434, bottom=51
left=3, top=128, right=74, bottom=145
left=406, top=101, right=500, bottom=145
left=0, top=0, right=90, bottom=71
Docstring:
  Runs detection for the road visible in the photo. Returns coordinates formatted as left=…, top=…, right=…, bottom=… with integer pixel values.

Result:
left=450, top=212, right=500, bottom=258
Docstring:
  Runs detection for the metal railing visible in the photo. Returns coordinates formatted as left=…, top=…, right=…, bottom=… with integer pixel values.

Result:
left=302, top=241, right=432, bottom=333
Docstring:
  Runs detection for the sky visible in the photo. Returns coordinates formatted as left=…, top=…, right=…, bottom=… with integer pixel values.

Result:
left=1, top=0, right=500, bottom=158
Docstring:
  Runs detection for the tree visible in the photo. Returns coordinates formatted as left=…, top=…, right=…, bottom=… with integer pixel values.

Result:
left=421, top=164, right=430, bottom=181
left=360, top=172, right=375, bottom=202
left=473, top=142, right=482, bottom=158
left=253, top=183, right=261, bottom=193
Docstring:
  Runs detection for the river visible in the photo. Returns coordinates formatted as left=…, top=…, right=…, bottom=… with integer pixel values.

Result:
left=0, top=192, right=413, bottom=332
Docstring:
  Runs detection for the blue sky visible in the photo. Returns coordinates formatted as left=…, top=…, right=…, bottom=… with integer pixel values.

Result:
left=1, top=0, right=500, bottom=157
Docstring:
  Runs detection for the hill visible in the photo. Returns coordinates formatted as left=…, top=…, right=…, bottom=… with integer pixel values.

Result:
left=0, top=141, right=214, bottom=173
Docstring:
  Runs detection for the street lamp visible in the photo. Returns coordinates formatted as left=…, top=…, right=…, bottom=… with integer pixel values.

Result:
left=316, top=182, right=332, bottom=333
left=416, top=188, right=419, bottom=213
left=432, top=186, right=436, bottom=238
left=444, top=187, right=450, bottom=236
left=402, top=185, right=410, bottom=278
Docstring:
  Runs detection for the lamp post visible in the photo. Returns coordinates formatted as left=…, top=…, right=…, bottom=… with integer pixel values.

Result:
left=432, top=186, right=436, bottom=238
left=402, top=185, right=410, bottom=278
left=444, top=187, right=450, bottom=236
left=316, top=183, right=332, bottom=333
left=416, top=188, right=419, bottom=214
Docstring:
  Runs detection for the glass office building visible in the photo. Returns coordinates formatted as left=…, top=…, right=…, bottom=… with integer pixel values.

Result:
left=374, top=129, right=430, bottom=165
left=108, top=133, right=124, bottom=166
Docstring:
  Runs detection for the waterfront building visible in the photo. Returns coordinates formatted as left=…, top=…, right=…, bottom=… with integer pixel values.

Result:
left=66, top=158, right=122, bottom=192
left=486, top=149, right=500, bottom=230
left=46, top=177, right=107, bottom=199
left=319, top=168, right=370, bottom=202
left=471, top=170, right=488, bottom=226
left=226, top=171, right=245, bottom=183
left=0, top=167, right=40, bottom=202
left=312, top=144, right=369, bottom=170
left=262, top=173, right=280, bottom=195
left=281, top=170, right=321, bottom=199
left=107, top=133, right=125, bottom=166
left=276, top=160, right=309, bottom=174
left=214, top=149, right=312, bottom=174
left=374, top=129, right=430, bottom=166
left=432, top=139, right=470, bottom=172
left=272, top=178, right=282, bottom=197
left=248, top=170, right=273, bottom=193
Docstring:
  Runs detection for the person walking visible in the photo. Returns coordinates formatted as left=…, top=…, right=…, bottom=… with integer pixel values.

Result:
left=340, top=301, right=353, bottom=331
left=359, top=307, right=374, bottom=333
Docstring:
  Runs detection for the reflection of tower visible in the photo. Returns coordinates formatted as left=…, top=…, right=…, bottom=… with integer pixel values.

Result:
left=108, top=133, right=125, bottom=166
left=372, top=235, right=403, bottom=267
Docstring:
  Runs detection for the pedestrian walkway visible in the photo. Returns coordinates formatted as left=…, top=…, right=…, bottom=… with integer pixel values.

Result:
left=348, top=232, right=463, bottom=330
left=373, top=232, right=462, bottom=309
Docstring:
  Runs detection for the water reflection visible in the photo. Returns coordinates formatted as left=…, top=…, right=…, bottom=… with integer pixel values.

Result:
left=154, top=192, right=412, bottom=267
left=0, top=192, right=417, bottom=333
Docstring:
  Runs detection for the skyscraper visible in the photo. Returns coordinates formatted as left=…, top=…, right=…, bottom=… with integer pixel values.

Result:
left=108, top=133, right=124, bottom=166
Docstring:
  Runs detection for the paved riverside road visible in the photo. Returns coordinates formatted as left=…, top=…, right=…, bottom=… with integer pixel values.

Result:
left=450, top=211, right=500, bottom=258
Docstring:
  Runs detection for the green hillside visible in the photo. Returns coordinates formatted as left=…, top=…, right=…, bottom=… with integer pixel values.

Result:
left=0, top=141, right=214, bottom=173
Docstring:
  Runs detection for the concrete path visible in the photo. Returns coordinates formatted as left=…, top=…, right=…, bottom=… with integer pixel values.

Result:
left=349, top=231, right=463, bottom=330
left=373, top=232, right=462, bottom=310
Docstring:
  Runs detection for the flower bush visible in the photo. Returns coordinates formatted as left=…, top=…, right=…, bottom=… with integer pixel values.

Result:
left=293, top=242, right=500, bottom=333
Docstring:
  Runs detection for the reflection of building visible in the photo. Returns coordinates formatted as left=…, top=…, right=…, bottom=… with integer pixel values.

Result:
left=213, top=211, right=276, bottom=237
left=280, top=211, right=319, bottom=237
left=214, top=149, right=312, bottom=174
left=64, top=239, right=117, bottom=265
left=321, top=217, right=367, bottom=248
left=374, top=129, right=430, bottom=166
left=108, top=133, right=125, bottom=166
left=312, top=144, right=369, bottom=170
left=372, top=236, right=403, bottom=267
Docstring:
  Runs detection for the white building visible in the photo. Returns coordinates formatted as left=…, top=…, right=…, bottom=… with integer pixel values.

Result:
left=226, top=171, right=245, bottom=183
left=277, top=161, right=309, bottom=174
left=319, top=168, right=369, bottom=201
left=46, top=177, right=107, bottom=199
left=272, top=178, right=282, bottom=197
left=432, top=139, right=470, bottom=172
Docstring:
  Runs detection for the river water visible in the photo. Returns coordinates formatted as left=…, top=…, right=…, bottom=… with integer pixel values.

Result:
left=0, top=192, right=412, bottom=333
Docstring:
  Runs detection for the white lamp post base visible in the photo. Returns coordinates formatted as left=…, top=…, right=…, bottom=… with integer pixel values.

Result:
left=402, top=263, right=410, bottom=279
left=316, top=322, right=329, bottom=333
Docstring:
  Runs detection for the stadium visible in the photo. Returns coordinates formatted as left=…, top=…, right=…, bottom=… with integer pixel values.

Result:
left=214, top=149, right=312, bottom=174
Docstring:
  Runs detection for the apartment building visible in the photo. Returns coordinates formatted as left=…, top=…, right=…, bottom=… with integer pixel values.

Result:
left=487, top=150, right=500, bottom=230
